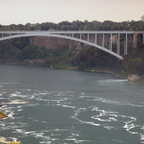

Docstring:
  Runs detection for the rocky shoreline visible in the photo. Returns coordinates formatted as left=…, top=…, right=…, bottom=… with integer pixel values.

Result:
left=127, top=74, right=140, bottom=82
left=89, top=69, right=143, bottom=84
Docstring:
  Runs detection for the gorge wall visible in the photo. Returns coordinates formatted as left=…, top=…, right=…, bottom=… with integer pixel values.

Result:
left=29, top=36, right=75, bottom=50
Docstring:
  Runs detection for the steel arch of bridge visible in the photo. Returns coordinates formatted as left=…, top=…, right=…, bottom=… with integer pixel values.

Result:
left=0, top=31, right=134, bottom=60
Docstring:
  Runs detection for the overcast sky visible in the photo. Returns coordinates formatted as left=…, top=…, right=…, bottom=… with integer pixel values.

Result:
left=0, top=0, right=143, bottom=25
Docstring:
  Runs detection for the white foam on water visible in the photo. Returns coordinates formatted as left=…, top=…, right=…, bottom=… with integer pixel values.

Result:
left=48, top=98, right=68, bottom=103
left=91, top=110, right=118, bottom=122
left=1, top=82, right=18, bottom=85
left=104, top=126, right=115, bottom=130
left=112, top=139, right=125, bottom=143
left=80, top=95, right=92, bottom=98
left=29, top=95, right=35, bottom=99
left=94, top=97, right=121, bottom=105
left=141, top=126, right=144, bottom=130
left=65, top=138, right=91, bottom=143
left=10, top=93, right=18, bottom=97
left=75, top=106, right=142, bottom=136
left=36, top=98, right=49, bottom=102
left=7, top=111, right=15, bottom=119
left=140, top=134, right=144, bottom=141
left=39, top=141, right=51, bottom=144
left=24, top=131, right=36, bottom=135
left=109, top=117, right=117, bottom=121
left=81, top=92, right=85, bottom=95
left=55, top=91, right=65, bottom=96
left=91, top=117, right=111, bottom=122
left=127, top=103, right=144, bottom=108
left=93, top=97, right=144, bottom=108
left=3, top=101, right=27, bottom=105
left=17, top=109, right=23, bottom=112
left=122, top=115, right=141, bottom=135
left=16, top=129, right=24, bottom=133
left=61, top=104, right=75, bottom=109
left=73, top=116, right=100, bottom=127
left=98, top=79, right=128, bottom=84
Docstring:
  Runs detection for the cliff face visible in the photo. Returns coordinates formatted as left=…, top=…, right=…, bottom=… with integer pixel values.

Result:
left=29, top=36, right=75, bottom=50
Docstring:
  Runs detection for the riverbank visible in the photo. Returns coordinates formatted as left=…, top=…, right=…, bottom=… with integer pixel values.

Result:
left=1, top=62, right=144, bottom=85
left=53, top=65, right=144, bottom=85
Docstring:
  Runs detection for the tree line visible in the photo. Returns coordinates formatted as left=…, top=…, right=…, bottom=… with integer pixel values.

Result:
left=0, top=20, right=144, bottom=31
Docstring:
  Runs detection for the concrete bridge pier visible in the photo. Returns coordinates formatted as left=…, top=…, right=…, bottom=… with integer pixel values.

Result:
left=133, top=31, right=144, bottom=48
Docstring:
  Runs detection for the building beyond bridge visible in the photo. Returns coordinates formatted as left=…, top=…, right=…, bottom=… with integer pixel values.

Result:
left=141, top=15, right=144, bottom=21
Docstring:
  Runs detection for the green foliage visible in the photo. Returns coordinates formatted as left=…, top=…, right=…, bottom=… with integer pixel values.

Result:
left=72, top=47, right=123, bottom=71
left=0, top=20, right=144, bottom=31
left=127, top=58, right=144, bottom=75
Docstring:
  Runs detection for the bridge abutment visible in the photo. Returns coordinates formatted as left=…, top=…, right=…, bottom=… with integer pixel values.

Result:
left=133, top=31, right=144, bottom=48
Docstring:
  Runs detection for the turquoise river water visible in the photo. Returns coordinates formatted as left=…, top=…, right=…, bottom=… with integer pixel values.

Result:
left=0, top=64, right=144, bottom=144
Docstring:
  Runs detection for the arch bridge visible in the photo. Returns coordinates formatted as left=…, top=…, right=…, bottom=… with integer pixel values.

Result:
left=0, top=30, right=138, bottom=60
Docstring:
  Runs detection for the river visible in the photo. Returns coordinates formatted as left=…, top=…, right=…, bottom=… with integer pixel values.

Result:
left=0, top=64, right=144, bottom=144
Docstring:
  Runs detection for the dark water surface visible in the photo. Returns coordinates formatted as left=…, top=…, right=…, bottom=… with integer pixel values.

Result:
left=0, top=64, right=144, bottom=144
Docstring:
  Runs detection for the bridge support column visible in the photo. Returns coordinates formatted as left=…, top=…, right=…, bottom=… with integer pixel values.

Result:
left=110, top=33, right=112, bottom=51
left=87, top=33, right=89, bottom=42
left=80, top=33, right=81, bottom=39
left=143, top=34, right=144, bottom=44
left=102, top=33, right=104, bottom=47
left=124, top=33, right=128, bottom=55
left=133, top=33, right=138, bottom=48
left=117, top=33, right=120, bottom=55
left=133, top=32, right=144, bottom=48
left=95, top=33, right=97, bottom=44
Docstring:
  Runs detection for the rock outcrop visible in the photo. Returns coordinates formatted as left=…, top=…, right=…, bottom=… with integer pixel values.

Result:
left=127, top=74, right=140, bottom=82
left=29, top=36, right=75, bottom=50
